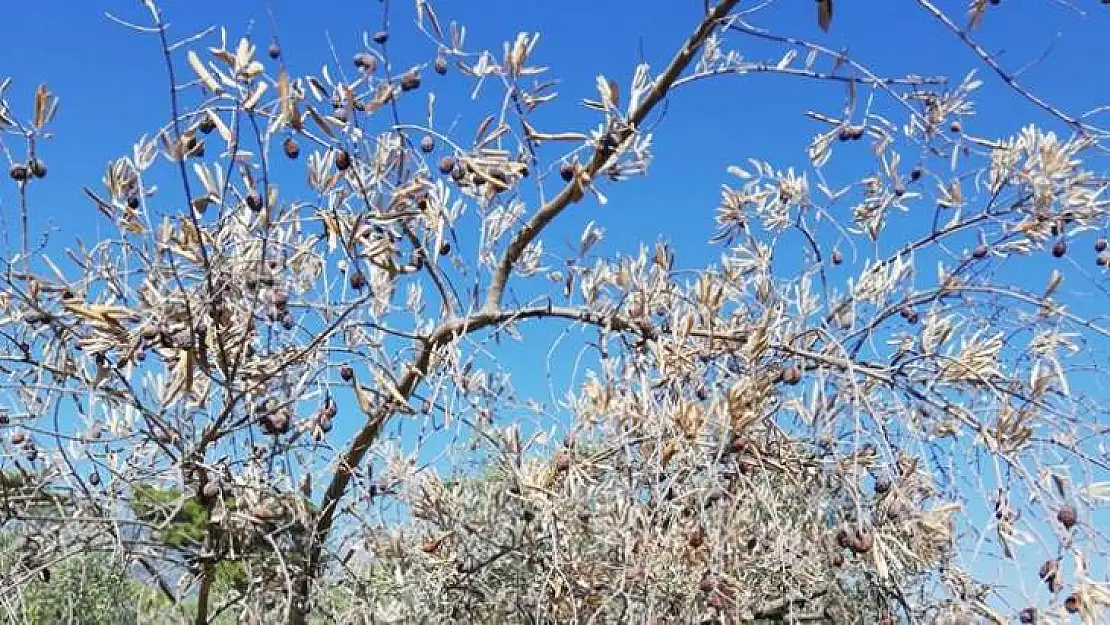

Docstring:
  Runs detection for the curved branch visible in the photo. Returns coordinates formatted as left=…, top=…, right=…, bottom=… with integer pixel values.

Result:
left=912, top=0, right=1100, bottom=137
left=483, top=0, right=742, bottom=312
left=310, top=0, right=743, bottom=589
left=312, top=304, right=655, bottom=551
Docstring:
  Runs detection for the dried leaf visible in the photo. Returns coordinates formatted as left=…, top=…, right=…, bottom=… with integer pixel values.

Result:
left=188, top=51, right=222, bottom=93
left=32, top=83, right=57, bottom=129
left=242, top=81, right=268, bottom=111
left=817, top=0, right=833, bottom=33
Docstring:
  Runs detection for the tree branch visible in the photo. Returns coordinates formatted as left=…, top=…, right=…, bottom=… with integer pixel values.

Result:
left=309, top=0, right=742, bottom=596
left=311, top=304, right=655, bottom=556
left=912, top=0, right=1099, bottom=136
left=483, top=0, right=742, bottom=312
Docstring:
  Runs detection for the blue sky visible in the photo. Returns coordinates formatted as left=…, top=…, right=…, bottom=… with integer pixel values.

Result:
left=2, top=0, right=1107, bottom=266
left=3, top=0, right=1110, bottom=614
left=5, top=0, right=1106, bottom=394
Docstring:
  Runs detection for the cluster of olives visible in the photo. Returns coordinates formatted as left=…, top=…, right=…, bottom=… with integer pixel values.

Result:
left=8, top=158, right=47, bottom=182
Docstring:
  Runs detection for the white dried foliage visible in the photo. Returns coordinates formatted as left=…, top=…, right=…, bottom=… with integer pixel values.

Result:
left=0, top=1, right=1108, bottom=624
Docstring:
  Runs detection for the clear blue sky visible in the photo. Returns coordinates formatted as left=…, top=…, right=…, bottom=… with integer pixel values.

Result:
left=2, top=0, right=1107, bottom=268
left=3, top=0, right=1109, bottom=614
left=4, top=0, right=1108, bottom=399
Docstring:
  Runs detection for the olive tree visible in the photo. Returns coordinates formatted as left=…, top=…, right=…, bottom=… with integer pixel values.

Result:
left=1, top=0, right=1109, bottom=623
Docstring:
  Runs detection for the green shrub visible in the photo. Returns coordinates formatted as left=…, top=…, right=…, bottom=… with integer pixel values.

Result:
left=20, top=554, right=141, bottom=625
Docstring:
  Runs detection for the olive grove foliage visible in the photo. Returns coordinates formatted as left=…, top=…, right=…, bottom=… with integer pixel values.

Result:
left=1, top=0, right=1110, bottom=623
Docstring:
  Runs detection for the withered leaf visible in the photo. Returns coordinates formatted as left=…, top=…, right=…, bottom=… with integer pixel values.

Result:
left=817, top=0, right=833, bottom=33
left=188, top=51, right=222, bottom=93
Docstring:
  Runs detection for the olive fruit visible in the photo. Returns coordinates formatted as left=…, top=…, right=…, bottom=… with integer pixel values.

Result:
left=781, top=365, right=802, bottom=385
left=687, top=525, right=705, bottom=548
left=353, top=53, right=377, bottom=73
left=438, top=156, right=456, bottom=175
left=246, top=191, right=263, bottom=212
left=1064, top=594, right=1080, bottom=614
left=1057, top=504, right=1077, bottom=530
left=728, top=436, right=748, bottom=454
left=263, top=410, right=290, bottom=435
left=29, top=159, right=46, bottom=178
left=559, top=162, right=574, bottom=182
left=698, top=575, right=715, bottom=592
left=283, top=136, right=301, bottom=160
left=400, top=72, right=421, bottom=92
left=554, top=451, right=571, bottom=472
left=335, top=148, right=351, bottom=171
